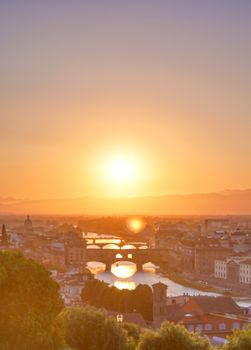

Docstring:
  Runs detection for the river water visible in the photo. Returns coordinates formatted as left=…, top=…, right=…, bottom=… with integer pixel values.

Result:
left=89, top=265, right=251, bottom=308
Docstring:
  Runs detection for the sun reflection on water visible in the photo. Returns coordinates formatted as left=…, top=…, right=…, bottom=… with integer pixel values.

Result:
left=111, top=261, right=137, bottom=278
left=114, top=280, right=136, bottom=290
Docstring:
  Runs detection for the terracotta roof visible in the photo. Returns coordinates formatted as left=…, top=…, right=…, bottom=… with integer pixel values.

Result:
left=240, top=259, right=251, bottom=266
left=165, top=304, right=184, bottom=322
left=190, top=296, right=243, bottom=314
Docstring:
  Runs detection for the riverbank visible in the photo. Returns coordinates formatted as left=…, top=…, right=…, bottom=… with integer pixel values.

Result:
left=163, top=272, right=247, bottom=297
left=163, top=272, right=217, bottom=292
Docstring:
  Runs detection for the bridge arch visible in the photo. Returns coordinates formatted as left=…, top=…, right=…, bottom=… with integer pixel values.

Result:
left=86, top=261, right=106, bottom=273
left=103, top=243, right=120, bottom=249
left=87, top=244, right=101, bottom=249
left=121, top=244, right=136, bottom=250
left=138, top=245, right=148, bottom=249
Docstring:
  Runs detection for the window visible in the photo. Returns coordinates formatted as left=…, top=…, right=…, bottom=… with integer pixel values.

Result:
left=187, top=325, right=194, bottom=332
left=205, top=323, right=213, bottom=331
left=233, top=322, right=240, bottom=330
left=242, top=323, right=249, bottom=330
left=219, top=323, right=226, bottom=330
left=197, top=324, right=203, bottom=332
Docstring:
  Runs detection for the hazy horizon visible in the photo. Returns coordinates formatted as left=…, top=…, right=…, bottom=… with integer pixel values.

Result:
left=1, top=188, right=251, bottom=216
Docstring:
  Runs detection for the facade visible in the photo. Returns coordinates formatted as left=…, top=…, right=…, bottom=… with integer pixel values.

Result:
left=215, top=259, right=227, bottom=279
left=178, top=239, right=196, bottom=271
left=214, top=257, right=251, bottom=285
left=65, top=237, right=86, bottom=266
left=194, top=246, right=232, bottom=276
left=239, top=259, right=251, bottom=284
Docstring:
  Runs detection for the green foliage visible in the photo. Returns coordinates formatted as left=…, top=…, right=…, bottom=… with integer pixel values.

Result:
left=223, top=326, right=251, bottom=350
left=81, top=279, right=153, bottom=321
left=60, top=306, right=137, bottom=350
left=0, top=250, right=64, bottom=350
left=137, top=322, right=212, bottom=350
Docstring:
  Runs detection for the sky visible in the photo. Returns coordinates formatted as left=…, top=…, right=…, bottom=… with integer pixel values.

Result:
left=0, top=0, right=251, bottom=200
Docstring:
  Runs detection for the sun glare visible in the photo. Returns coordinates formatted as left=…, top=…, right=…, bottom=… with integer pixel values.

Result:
left=126, top=218, right=145, bottom=233
left=94, top=150, right=146, bottom=197
left=108, top=157, right=134, bottom=182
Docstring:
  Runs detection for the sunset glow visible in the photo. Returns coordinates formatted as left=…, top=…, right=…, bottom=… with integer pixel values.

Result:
left=0, top=1, right=251, bottom=215
left=126, top=218, right=145, bottom=233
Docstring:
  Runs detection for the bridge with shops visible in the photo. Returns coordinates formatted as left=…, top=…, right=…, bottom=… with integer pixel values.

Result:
left=85, top=246, right=180, bottom=271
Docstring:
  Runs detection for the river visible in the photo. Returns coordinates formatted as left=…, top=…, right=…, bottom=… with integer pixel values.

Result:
left=88, top=264, right=251, bottom=308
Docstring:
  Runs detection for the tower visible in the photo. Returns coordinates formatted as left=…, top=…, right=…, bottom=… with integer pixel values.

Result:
left=24, top=215, right=33, bottom=233
left=152, top=282, right=168, bottom=328
left=1, top=224, right=9, bottom=246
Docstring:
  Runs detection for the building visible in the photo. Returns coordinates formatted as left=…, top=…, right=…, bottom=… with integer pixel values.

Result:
left=215, top=259, right=227, bottom=279
left=177, top=239, right=196, bottom=271
left=204, top=219, right=231, bottom=236
left=152, top=282, right=168, bottom=328
left=194, top=245, right=232, bottom=276
left=239, top=259, right=251, bottom=285
left=214, top=257, right=251, bottom=286
left=61, top=268, right=93, bottom=305
left=24, top=215, right=33, bottom=233
left=231, top=228, right=247, bottom=245
left=152, top=282, right=250, bottom=340
left=65, top=237, right=86, bottom=266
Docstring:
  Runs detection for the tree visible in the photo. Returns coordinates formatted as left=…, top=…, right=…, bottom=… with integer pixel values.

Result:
left=81, top=280, right=153, bottom=321
left=60, top=306, right=136, bottom=350
left=132, top=284, right=153, bottom=321
left=137, top=322, right=212, bottom=350
left=223, top=326, right=251, bottom=350
left=0, top=250, right=64, bottom=350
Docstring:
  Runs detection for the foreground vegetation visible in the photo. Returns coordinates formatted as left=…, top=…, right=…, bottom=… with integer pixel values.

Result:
left=81, top=278, right=153, bottom=321
left=0, top=251, right=250, bottom=350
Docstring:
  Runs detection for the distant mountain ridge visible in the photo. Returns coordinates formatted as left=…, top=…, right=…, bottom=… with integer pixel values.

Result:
left=1, top=189, right=251, bottom=215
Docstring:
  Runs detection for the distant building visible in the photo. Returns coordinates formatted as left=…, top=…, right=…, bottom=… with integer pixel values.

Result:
left=239, top=259, right=251, bottom=284
left=1, top=224, right=9, bottom=246
left=24, top=215, right=33, bottom=232
left=194, top=245, right=232, bottom=276
left=214, top=257, right=251, bottom=285
left=65, top=237, right=86, bottom=266
left=204, top=219, right=231, bottom=236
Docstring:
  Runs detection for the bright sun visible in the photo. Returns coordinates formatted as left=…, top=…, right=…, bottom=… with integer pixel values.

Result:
left=95, top=151, right=144, bottom=197
left=107, top=157, right=135, bottom=182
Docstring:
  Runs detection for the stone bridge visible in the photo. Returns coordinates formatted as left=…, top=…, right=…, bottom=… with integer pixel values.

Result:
left=86, top=240, right=148, bottom=250
left=85, top=248, right=180, bottom=271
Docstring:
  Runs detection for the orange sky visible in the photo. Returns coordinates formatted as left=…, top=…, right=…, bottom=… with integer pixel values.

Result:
left=1, top=1, right=251, bottom=200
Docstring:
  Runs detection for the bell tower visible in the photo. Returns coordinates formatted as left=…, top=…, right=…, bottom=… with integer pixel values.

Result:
left=152, top=282, right=167, bottom=328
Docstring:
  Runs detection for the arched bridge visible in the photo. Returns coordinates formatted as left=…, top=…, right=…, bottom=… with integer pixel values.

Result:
left=85, top=248, right=180, bottom=271
left=86, top=240, right=149, bottom=250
